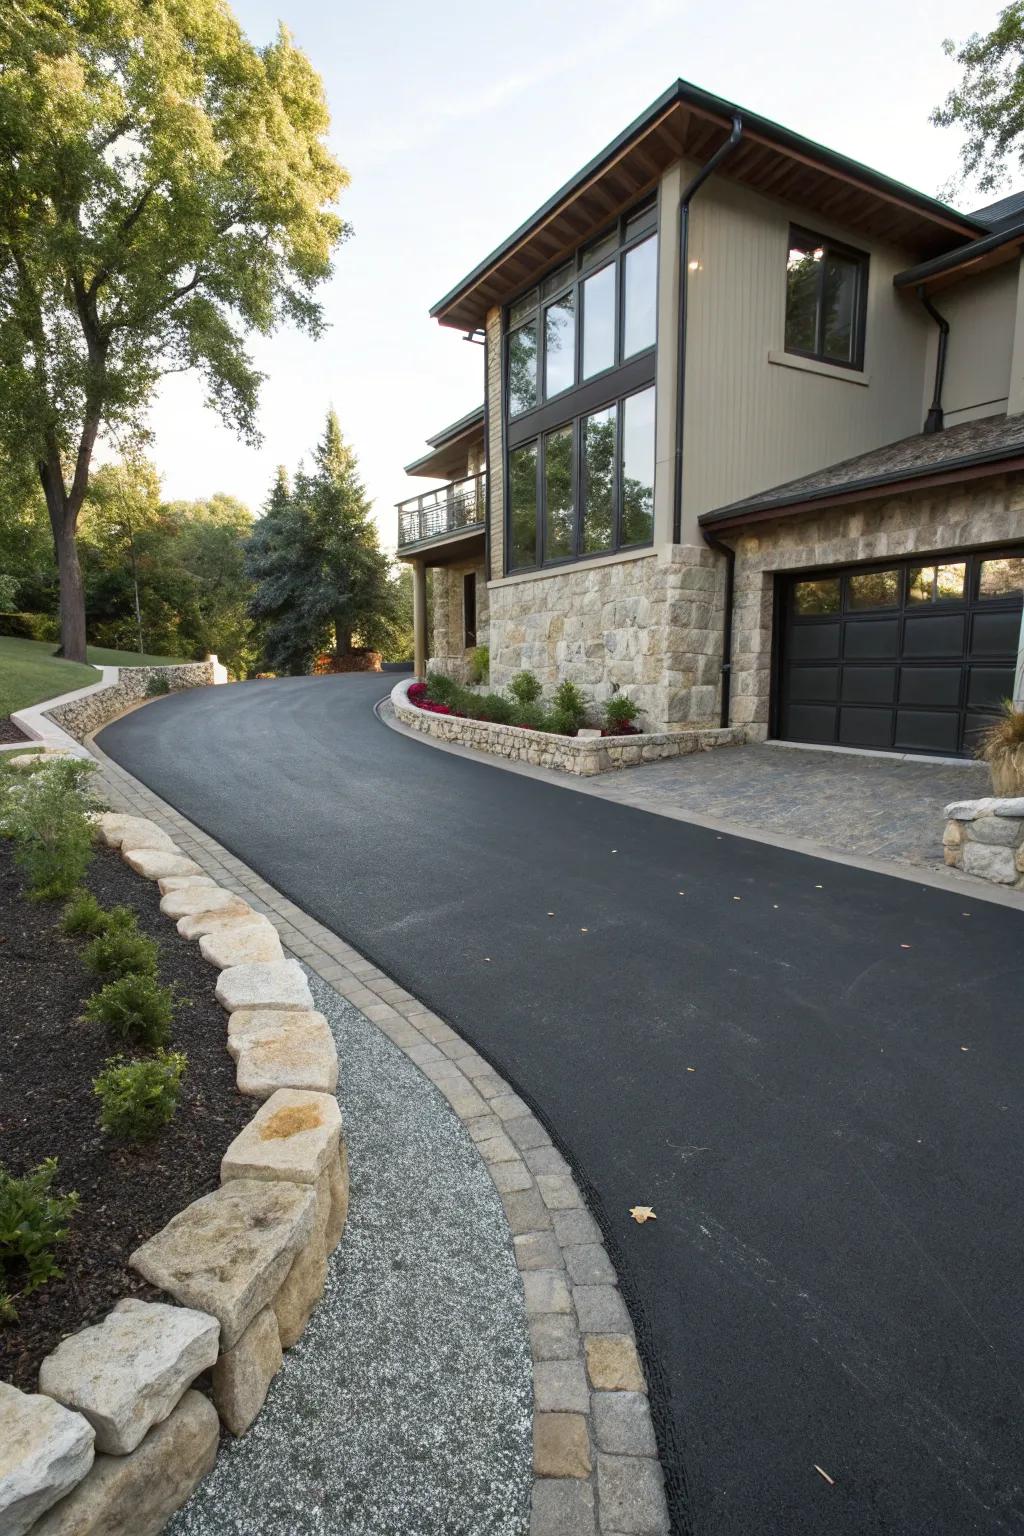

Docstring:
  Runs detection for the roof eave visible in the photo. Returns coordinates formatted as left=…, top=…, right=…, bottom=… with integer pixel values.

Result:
left=894, top=219, right=1024, bottom=290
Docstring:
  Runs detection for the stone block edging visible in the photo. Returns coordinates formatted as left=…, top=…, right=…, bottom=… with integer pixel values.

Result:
left=2, top=787, right=345, bottom=1536
left=392, top=677, right=744, bottom=778
left=83, top=736, right=671, bottom=1536
left=943, top=796, right=1024, bottom=888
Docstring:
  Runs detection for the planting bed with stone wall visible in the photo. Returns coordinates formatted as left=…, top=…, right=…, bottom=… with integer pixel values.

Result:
left=943, top=796, right=1024, bottom=889
left=41, top=661, right=224, bottom=744
left=1, top=809, right=348, bottom=1536
left=392, top=678, right=744, bottom=777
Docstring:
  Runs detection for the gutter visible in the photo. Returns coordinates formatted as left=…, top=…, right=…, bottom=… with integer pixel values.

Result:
left=918, top=286, right=949, bottom=435
left=894, top=216, right=1024, bottom=289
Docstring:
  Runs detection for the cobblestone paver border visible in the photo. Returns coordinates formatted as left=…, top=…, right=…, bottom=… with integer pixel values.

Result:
left=86, top=730, right=670, bottom=1536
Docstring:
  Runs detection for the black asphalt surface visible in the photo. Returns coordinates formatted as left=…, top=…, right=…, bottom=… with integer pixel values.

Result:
left=98, top=676, right=1024, bottom=1536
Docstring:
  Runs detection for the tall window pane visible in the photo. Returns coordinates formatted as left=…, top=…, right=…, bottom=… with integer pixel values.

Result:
left=544, top=426, right=574, bottom=560
left=822, top=252, right=859, bottom=363
left=582, top=264, right=615, bottom=379
left=509, top=442, right=537, bottom=568
left=785, top=234, right=821, bottom=353
left=508, top=323, right=537, bottom=416
left=581, top=406, right=615, bottom=554
left=620, top=388, right=655, bottom=545
left=544, top=293, right=575, bottom=399
left=623, top=236, right=656, bottom=358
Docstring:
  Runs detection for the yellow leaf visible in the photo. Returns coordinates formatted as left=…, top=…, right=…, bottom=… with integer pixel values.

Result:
left=630, top=1205, right=657, bottom=1224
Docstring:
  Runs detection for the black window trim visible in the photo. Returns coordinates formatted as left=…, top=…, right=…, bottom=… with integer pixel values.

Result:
left=462, top=571, right=477, bottom=649
left=784, top=224, right=869, bottom=373
left=784, top=545, right=1024, bottom=623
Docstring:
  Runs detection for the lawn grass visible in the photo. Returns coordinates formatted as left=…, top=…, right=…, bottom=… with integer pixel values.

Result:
left=0, top=635, right=187, bottom=717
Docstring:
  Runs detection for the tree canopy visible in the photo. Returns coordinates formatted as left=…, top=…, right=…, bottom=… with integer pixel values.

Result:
left=933, top=4, right=1024, bottom=194
left=0, top=0, right=347, bottom=657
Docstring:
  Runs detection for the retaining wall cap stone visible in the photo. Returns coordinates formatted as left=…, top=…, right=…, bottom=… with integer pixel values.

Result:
left=943, top=798, right=998, bottom=820
left=993, top=797, right=1024, bottom=817
left=221, top=1088, right=342, bottom=1185
left=37, top=1299, right=219, bottom=1456
left=0, top=1382, right=95, bottom=1536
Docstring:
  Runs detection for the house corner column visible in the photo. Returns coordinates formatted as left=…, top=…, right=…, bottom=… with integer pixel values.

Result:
left=412, top=558, right=428, bottom=680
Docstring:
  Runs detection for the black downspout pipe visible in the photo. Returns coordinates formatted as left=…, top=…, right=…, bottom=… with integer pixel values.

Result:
left=672, top=114, right=743, bottom=728
left=918, top=284, right=949, bottom=435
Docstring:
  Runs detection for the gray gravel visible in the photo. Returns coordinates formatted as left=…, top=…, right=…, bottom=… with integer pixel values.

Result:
left=169, top=970, right=532, bottom=1536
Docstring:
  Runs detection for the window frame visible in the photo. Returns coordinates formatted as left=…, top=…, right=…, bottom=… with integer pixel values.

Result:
left=462, top=572, right=477, bottom=649
left=784, top=225, right=869, bottom=373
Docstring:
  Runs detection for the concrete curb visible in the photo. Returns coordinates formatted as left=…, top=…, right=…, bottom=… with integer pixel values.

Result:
left=86, top=733, right=671, bottom=1536
left=2, top=666, right=117, bottom=757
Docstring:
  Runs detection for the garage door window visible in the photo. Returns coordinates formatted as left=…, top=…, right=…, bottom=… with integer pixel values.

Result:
left=979, top=555, right=1024, bottom=597
left=848, top=568, right=899, bottom=609
left=908, top=563, right=965, bottom=602
left=794, top=578, right=840, bottom=614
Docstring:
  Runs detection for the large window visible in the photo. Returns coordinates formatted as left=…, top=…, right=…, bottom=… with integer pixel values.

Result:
left=507, top=385, right=655, bottom=570
left=785, top=227, right=867, bottom=370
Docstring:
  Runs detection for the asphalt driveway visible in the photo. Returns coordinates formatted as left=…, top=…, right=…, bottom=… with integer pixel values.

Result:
left=98, top=676, right=1024, bottom=1536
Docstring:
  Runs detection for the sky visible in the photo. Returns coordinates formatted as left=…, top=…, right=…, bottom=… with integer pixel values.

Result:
left=146, top=0, right=1004, bottom=552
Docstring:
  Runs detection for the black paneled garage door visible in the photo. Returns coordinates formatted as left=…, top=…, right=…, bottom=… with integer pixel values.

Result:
left=776, top=549, right=1024, bottom=757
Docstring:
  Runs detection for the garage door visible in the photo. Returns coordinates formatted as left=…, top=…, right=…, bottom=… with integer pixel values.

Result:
left=777, top=549, right=1024, bottom=757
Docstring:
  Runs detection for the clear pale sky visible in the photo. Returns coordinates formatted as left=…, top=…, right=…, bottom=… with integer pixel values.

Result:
left=146, top=0, right=1003, bottom=551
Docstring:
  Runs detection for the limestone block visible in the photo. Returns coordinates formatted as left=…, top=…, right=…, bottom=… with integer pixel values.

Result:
left=942, top=820, right=963, bottom=847
left=221, top=1088, right=342, bottom=1187
left=8, top=750, right=69, bottom=770
left=943, top=798, right=997, bottom=821
left=177, top=904, right=265, bottom=939
left=157, top=874, right=218, bottom=895
left=228, top=1010, right=338, bottom=1098
left=214, top=960, right=314, bottom=1014
left=38, top=1299, right=219, bottom=1456
left=993, top=798, right=1024, bottom=817
left=273, top=1231, right=328, bottom=1349
left=122, top=848, right=202, bottom=881
left=160, top=885, right=249, bottom=920
left=962, top=842, right=1017, bottom=884
left=0, top=1385, right=95, bottom=1536
left=199, top=922, right=284, bottom=970
left=965, top=814, right=1022, bottom=847
left=130, top=1180, right=315, bottom=1350
left=94, top=814, right=176, bottom=852
left=211, top=1307, right=282, bottom=1437
left=30, top=1390, right=218, bottom=1536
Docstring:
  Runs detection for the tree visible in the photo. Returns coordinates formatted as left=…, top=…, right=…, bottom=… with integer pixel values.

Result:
left=248, top=413, right=402, bottom=675
left=932, top=5, right=1024, bottom=194
left=0, top=1, right=347, bottom=660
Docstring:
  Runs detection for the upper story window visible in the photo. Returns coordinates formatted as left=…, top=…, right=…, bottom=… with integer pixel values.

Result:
left=785, top=227, right=868, bottom=371
left=505, top=200, right=658, bottom=421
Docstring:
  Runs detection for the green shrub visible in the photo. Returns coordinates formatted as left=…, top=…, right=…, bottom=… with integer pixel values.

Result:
left=94, top=1050, right=188, bottom=1141
left=145, top=672, right=171, bottom=698
left=546, top=708, right=580, bottom=737
left=508, top=670, right=542, bottom=706
left=0, top=1159, right=79, bottom=1320
left=552, top=680, right=588, bottom=732
left=425, top=671, right=461, bottom=706
left=83, top=908, right=158, bottom=980
left=0, top=758, right=98, bottom=899
left=62, top=889, right=109, bottom=937
left=510, top=699, right=550, bottom=731
left=604, top=693, right=641, bottom=731
left=475, top=691, right=515, bottom=724
left=0, top=611, right=60, bottom=642
left=84, top=972, right=174, bottom=1047
left=468, top=645, right=490, bottom=686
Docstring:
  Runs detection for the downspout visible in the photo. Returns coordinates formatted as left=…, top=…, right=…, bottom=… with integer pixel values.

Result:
left=918, top=285, right=949, bottom=434
left=674, top=114, right=744, bottom=728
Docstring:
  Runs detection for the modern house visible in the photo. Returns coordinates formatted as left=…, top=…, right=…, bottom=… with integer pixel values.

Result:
left=396, top=79, right=1024, bottom=759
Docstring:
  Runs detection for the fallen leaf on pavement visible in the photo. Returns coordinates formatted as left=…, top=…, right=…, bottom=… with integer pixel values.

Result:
left=814, top=1465, right=835, bottom=1486
left=630, top=1205, right=657, bottom=1223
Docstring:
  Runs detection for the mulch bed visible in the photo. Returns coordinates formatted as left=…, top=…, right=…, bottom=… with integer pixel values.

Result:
left=0, top=842, right=253, bottom=1389
left=0, top=719, right=29, bottom=744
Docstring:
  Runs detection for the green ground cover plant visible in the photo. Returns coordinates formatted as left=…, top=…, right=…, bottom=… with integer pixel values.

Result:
left=93, top=1052, right=187, bottom=1141
left=0, top=1160, right=79, bottom=1322
left=83, top=972, right=174, bottom=1048
left=0, top=758, right=99, bottom=899
left=83, top=907, right=158, bottom=980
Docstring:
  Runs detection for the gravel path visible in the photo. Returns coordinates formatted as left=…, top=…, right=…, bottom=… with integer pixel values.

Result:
left=169, top=969, right=532, bottom=1536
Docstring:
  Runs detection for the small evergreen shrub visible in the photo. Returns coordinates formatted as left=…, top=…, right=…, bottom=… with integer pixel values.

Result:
left=425, top=670, right=461, bottom=705
left=84, top=972, right=174, bottom=1047
left=62, top=889, right=109, bottom=937
left=94, top=1050, right=188, bottom=1141
left=0, top=759, right=98, bottom=899
left=83, top=908, right=158, bottom=980
left=145, top=672, right=171, bottom=697
left=552, top=680, right=588, bottom=733
left=604, top=693, right=641, bottom=731
left=0, top=1159, right=79, bottom=1320
left=510, top=699, right=550, bottom=731
left=508, top=670, right=542, bottom=706
left=475, top=691, right=515, bottom=724
left=468, top=645, right=490, bottom=685
left=546, top=708, right=579, bottom=737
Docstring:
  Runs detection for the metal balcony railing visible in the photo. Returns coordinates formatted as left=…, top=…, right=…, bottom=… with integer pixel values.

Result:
left=397, top=472, right=486, bottom=547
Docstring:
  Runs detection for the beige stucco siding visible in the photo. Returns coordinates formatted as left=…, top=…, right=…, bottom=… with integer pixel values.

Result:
left=922, top=263, right=1017, bottom=428
left=680, top=177, right=930, bottom=534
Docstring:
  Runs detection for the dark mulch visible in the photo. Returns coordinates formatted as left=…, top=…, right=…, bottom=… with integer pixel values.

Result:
left=0, top=842, right=252, bottom=1389
left=0, top=719, right=29, bottom=744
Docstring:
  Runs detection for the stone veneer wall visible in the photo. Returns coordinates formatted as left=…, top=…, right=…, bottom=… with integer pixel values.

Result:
left=486, top=544, right=726, bottom=732
left=392, top=679, right=743, bottom=777
left=727, top=470, right=1024, bottom=736
left=943, top=795, right=1024, bottom=887
left=429, top=562, right=489, bottom=682
left=44, top=661, right=221, bottom=741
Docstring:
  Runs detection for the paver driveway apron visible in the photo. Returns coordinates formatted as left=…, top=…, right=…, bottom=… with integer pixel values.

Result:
left=98, top=675, right=1024, bottom=1536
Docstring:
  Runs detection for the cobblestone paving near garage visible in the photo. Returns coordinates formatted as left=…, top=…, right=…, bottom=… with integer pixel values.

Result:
left=581, top=743, right=990, bottom=868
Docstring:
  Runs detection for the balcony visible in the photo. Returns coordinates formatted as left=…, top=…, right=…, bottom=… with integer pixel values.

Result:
left=397, top=472, right=486, bottom=551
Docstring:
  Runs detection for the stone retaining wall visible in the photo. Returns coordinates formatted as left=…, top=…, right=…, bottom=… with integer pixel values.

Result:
left=943, top=796, right=1024, bottom=888
left=392, top=679, right=744, bottom=776
left=1, top=805, right=347, bottom=1536
left=43, top=661, right=224, bottom=742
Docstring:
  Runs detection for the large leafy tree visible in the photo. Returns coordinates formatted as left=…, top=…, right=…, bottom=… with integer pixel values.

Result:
left=0, top=0, right=347, bottom=660
left=248, top=412, right=402, bottom=675
left=933, top=4, right=1024, bottom=194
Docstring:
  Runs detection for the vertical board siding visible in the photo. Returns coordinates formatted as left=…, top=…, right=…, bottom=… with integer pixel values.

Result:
left=924, top=263, right=1016, bottom=427
left=486, top=306, right=504, bottom=580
